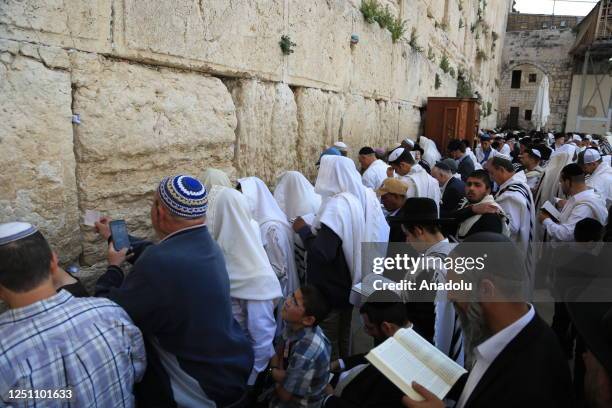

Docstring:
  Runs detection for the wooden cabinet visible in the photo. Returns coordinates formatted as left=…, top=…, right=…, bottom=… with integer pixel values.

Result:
left=424, top=97, right=480, bottom=153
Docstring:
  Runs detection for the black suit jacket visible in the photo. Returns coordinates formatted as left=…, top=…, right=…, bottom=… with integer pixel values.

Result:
left=451, top=313, right=573, bottom=408
left=324, top=364, right=404, bottom=408
left=440, top=177, right=465, bottom=218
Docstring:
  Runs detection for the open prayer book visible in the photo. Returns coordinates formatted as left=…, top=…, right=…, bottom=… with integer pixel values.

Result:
left=365, top=327, right=467, bottom=401
left=352, top=273, right=401, bottom=298
left=541, top=200, right=561, bottom=223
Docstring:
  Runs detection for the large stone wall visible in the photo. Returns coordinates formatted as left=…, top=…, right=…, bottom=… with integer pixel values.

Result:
left=1, top=0, right=510, bottom=268
left=498, top=27, right=575, bottom=130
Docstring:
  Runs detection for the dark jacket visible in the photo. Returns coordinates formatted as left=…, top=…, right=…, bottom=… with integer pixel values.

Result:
left=451, top=206, right=504, bottom=239
left=457, top=155, right=475, bottom=182
left=324, top=364, right=404, bottom=408
left=299, top=223, right=352, bottom=309
left=95, top=226, right=253, bottom=407
left=450, top=313, right=573, bottom=408
left=440, top=177, right=466, bottom=218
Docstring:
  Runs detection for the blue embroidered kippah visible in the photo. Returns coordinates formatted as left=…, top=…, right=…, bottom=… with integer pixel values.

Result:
left=158, top=175, right=208, bottom=218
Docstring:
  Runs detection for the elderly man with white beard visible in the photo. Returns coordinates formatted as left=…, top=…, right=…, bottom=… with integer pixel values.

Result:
left=401, top=233, right=573, bottom=408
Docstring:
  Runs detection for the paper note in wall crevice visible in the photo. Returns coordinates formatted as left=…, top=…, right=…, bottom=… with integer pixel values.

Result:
left=83, top=210, right=102, bottom=227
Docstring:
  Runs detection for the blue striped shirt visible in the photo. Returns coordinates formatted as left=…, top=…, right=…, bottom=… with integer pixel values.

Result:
left=0, top=290, right=146, bottom=407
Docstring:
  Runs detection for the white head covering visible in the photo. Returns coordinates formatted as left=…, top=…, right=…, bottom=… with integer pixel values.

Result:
left=333, top=141, right=348, bottom=152
left=419, top=136, right=442, bottom=166
left=206, top=186, right=282, bottom=301
left=0, top=222, right=38, bottom=246
left=274, top=171, right=322, bottom=220
left=238, top=177, right=289, bottom=228
left=202, top=168, right=232, bottom=191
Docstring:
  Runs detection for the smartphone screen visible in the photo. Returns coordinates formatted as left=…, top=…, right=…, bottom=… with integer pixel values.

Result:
left=109, top=220, right=130, bottom=251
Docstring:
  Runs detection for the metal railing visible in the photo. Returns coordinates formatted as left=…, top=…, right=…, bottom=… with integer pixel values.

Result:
left=595, top=0, right=612, bottom=41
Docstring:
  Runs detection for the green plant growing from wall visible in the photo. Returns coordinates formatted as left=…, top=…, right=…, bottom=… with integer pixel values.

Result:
left=360, top=0, right=380, bottom=23
left=439, top=55, right=451, bottom=74
left=427, top=7, right=434, bottom=19
left=374, top=5, right=394, bottom=29
left=475, top=31, right=480, bottom=40
left=486, top=101, right=492, bottom=117
left=456, top=69, right=474, bottom=97
left=458, top=0, right=463, bottom=11
left=470, top=23, right=477, bottom=33
left=435, top=74, right=442, bottom=90
left=459, top=18, right=464, bottom=29
left=492, top=31, right=499, bottom=41
left=409, top=28, right=424, bottom=53
left=428, top=47, right=436, bottom=62
left=476, top=48, right=488, bottom=60
left=449, top=67, right=456, bottom=78
left=279, top=35, right=296, bottom=55
left=440, top=22, right=448, bottom=32
left=388, top=17, right=407, bottom=42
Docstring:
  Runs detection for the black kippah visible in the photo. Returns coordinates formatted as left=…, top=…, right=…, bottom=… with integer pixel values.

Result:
left=359, top=146, right=375, bottom=155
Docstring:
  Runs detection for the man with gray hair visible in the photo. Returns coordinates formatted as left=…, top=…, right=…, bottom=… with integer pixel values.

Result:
left=401, top=233, right=573, bottom=408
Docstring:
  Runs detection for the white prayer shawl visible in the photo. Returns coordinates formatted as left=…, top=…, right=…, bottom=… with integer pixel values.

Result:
left=465, top=147, right=483, bottom=170
left=475, top=146, right=498, bottom=164
left=456, top=195, right=510, bottom=240
left=547, top=189, right=608, bottom=242
left=524, top=166, right=544, bottom=192
left=206, top=186, right=283, bottom=302
left=315, top=155, right=389, bottom=244
left=500, top=144, right=511, bottom=156
left=550, top=143, right=577, bottom=160
left=495, top=171, right=537, bottom=284
left=238, top=177, right=300, bottom=297
left=587, top=161, right=612, bottom=209
left=419, top=136, right=442, bottom=167
left=201, top=168, right=232, bottom=191
left=317, top=192, right=366, bottom=306
left=534, top=151, right=573, bottom=210
left=274, top=171, right=322, bottom=220
left=399, top=164, right=441, bottom=206
left=361, top=159, right=388, bottom=190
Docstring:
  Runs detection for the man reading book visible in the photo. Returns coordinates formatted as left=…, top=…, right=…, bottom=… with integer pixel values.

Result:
left=401, top=232, right=573, bottom=408
left=325, top=291, right=409, bottom=407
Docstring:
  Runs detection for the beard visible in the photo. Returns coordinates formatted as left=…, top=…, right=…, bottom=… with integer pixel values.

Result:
left=454, top=302, right=492, bottom=366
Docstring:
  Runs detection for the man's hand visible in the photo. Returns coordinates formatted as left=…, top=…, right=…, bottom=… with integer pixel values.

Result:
left=330, top=359, right=342, bottom=373
left=556, top=199, right=567, bottom=210
left=538, top=210, right=551, bottom=224
left=271, top=367, right=287, bottom=383
left=401, top=382, right=444, bottom=408
left=107, top=242, right=129, bottom=267
left=324, top=383, right=334, bottom=395
left=292, top=216, right=307, bottom=232
left=387, top=167, right=395, bottom=178
left=471, top=203, right=499, bottom=215
left=95, top=217, right=112, bottom=240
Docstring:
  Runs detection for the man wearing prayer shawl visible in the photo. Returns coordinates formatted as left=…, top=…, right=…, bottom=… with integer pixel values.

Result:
left=206, top=186, right=283, bottom=387
left=487, top=156, right=537, bottom=288
left=292, top=155, right=389, bottom=359
left=201, top=167, right=232, bottom=191
left=538, top=164, right=608, bottom=242
left=387, top=147, right=441, bottom=206
left=359, top=146, right=389, bottom=189
left=579, top=148, right=612, bottom=209
left=274, top=171, right=322, bottom=284
left=238, top=176, right=300, bottom=301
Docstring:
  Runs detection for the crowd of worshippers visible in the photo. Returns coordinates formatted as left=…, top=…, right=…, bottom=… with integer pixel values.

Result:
left=1, top=129, right=612, bottom=408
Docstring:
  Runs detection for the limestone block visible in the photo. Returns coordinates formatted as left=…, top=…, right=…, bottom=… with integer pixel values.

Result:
left=392, top=43, right=425, bottom=103
left=398, top=102, right=422, bottom=138
left=350, top=15, right=395, bottom=98
left=119, top=0, right=284, bottom=79
left=0, top=50, right=80, bottom=263
left=294, top=88, right=346, bottom=181
left=0, top=0, right=111, bottom=52
left=227, top=79, right=298, bottom=186
left=287, top=0, right=353, bottom=90
left=70, top=52, right=237, bottom=264
left=378, top=100, right=401, bottom=148
left=340, top=95, right=381, bottom=160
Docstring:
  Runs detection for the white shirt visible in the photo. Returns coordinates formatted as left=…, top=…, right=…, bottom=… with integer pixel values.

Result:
left=456, top=305, right=535, bottom=408
left=587, top=161, right=612, bottom=208
left=543, top=189, right=608, bottom=242
left=231, top=298, right=276, bottom=385
left=362, top=159, right=389, bottom=190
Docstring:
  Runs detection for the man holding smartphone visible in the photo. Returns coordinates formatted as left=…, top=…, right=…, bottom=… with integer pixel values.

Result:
left=95, top=174, right=253, bottom=408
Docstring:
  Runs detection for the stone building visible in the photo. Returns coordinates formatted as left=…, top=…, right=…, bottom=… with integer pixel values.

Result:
left=498, top=13, right=580, bottom=130
left=0, top=0, right=511, bottom=280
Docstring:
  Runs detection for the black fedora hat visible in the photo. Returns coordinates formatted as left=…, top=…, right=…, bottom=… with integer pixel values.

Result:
left=567, top=300, right=612, bottom=376
left=388, top=197, right=454, bottom=225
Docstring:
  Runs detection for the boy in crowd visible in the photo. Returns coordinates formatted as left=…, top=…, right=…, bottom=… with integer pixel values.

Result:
left=270, top=285, right=331, bottom=408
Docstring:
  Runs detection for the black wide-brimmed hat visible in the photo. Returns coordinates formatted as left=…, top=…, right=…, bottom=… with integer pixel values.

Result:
left=388, top=197, right=454, bottom=225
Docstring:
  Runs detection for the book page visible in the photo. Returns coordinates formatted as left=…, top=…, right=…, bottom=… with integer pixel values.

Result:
left=394, top=328, right=467, bottom=386
left=354, top=274, right=401, bottom=298
left=541, top=201, right=561, bottom=221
